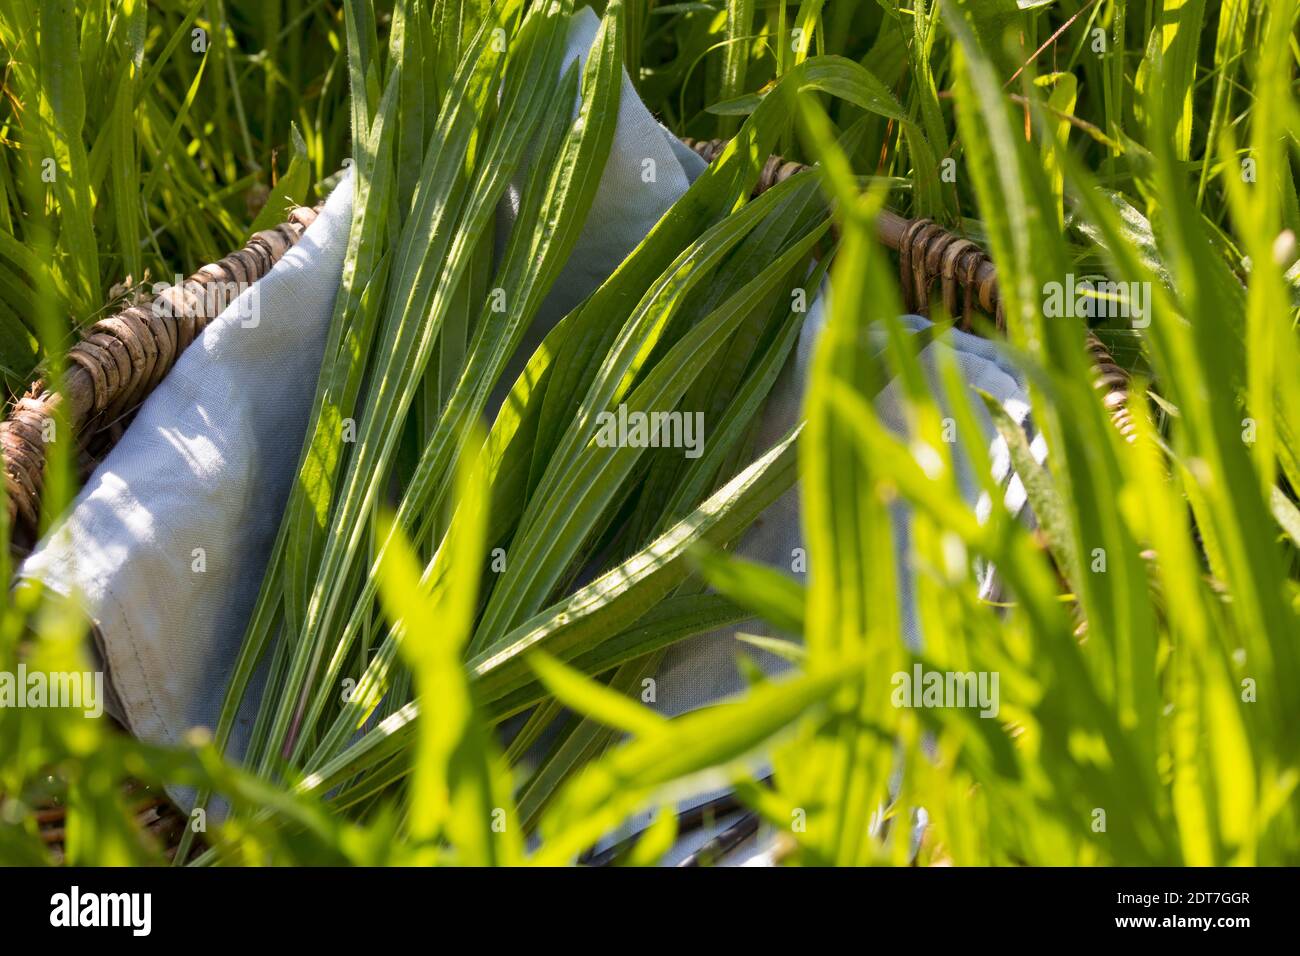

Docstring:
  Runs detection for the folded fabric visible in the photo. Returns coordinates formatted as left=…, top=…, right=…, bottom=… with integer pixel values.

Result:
left=593, top=304, right=1044, bottom=860
left=648, top=306, right=1043, bottom=718
left=20, top=7, right=1044, bottom=860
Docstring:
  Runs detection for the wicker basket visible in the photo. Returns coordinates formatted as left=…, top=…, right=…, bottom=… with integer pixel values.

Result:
left=1, top=145, right=1133, bottom=860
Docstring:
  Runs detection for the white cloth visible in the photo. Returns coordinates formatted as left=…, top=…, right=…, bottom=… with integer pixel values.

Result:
left=20, top=8, right=1042, bottom=860
left=21, top=175, right=353, bottom=753
left=649, top=305, right=1043, bottom=718
left=597, top=304, right=1044, bottom=859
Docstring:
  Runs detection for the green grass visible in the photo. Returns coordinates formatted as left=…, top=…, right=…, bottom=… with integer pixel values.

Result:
left=2, top=0, right=1299, bottom=865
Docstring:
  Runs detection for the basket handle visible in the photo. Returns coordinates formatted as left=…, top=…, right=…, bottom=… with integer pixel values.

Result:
left=2, top=205, right=320, bottom=556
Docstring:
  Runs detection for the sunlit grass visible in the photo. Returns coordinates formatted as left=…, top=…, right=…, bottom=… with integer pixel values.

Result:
left=2, top=0, right=1297, bottom=866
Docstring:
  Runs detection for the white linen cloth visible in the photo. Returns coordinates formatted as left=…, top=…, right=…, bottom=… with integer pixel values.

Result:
left=20, top=8, right=1043, bottom=860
